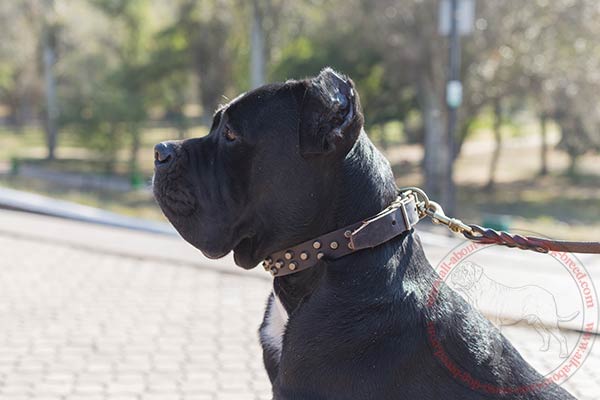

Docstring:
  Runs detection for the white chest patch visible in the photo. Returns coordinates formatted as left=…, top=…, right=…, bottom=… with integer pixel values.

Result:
left=261, top=290, right=289, bottom=360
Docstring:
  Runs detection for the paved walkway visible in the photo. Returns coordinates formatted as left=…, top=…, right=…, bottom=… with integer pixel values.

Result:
left=0, top=209, right=599, bottom=399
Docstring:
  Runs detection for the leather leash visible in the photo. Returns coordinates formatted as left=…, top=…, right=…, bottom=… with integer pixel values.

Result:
left=408, top=187, right=600, bottom=255
left=263, top=187, right=600, bottom=277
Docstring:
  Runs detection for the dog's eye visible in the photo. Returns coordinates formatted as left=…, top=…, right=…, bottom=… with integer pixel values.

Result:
left=223, top=126, right=238, bottom=142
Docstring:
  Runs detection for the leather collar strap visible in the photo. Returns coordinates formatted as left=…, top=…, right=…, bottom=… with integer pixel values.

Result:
left=262, top=193, right=422, bottom=277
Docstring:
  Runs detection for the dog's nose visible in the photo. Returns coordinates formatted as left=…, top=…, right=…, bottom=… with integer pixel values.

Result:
left=154, top=142, right=176, bottom=167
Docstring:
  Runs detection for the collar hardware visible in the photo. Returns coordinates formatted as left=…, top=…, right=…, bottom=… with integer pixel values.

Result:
left=263, top=191, right=422, bottom=277
left=263, top=185, right=600, bottom=278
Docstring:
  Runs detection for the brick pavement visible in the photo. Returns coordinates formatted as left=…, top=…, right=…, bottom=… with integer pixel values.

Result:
left=0, top=210, right=599, bottom=399
left=0, top=232, right=271, bottom=400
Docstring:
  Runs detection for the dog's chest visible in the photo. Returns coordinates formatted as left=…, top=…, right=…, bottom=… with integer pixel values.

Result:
left=260, top=291, right=289, bottom=359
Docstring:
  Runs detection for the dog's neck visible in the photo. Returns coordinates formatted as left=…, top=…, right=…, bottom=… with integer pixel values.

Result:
left=274, top=132, right=414, bottom=313
left=334, top=131, right=399, bottom=226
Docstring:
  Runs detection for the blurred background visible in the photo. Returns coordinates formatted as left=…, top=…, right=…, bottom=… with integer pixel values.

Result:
left=0, top=0, right=599, bottom=239
left=1, top=2, right=600, bottom=400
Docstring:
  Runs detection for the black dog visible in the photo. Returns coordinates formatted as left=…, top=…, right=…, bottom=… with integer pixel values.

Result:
left=153, top=69, right=575, bottom=399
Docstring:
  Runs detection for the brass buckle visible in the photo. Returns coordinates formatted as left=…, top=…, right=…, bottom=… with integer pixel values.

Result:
left=348, top=194, right=415, bottom=250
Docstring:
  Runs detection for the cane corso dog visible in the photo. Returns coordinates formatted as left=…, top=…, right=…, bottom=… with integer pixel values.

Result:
left=153, top=68, right=575, bottom=399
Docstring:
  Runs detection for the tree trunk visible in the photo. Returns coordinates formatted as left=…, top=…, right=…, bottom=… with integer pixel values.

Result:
left=129, top=126, right=141, bottom=186
left=174, top=104, right=187, bottom=140
left=131, top=136, right=139, bottom=170
left=250, top=1, right=266, bottom=89
left=43, top=0, right=58, bottom=160
left=105, top=124, right=118, bottom=175
left=486, top=98, right=502, bottom=190
left=178, top=126, right=187, bottom=140
left=539, top=113, right=548, bottom=176
left=455, top=116, right=476, bottom=160
left=567, top=152, right=578, bottom=178
left=379, top=126, right=389, bottom=150
left=418, top=75, right=447, bottom=201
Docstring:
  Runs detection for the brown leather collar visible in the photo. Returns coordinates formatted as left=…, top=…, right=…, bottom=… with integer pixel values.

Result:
left=262, top=192, right=422, bottom=277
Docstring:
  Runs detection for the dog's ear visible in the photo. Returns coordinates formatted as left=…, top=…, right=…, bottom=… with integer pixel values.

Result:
left=295, top=68, right=364, bottom=157
left=450, top=267, right=463, bottom=286
left=471, top=263, right=484, bottom=282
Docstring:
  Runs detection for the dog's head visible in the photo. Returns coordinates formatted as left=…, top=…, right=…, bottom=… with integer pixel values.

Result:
left=153, top=68, right=363, bottom=269
left=450, top=261, right=484, bottom=290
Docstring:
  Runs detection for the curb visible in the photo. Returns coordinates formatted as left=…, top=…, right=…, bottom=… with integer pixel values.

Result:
left=0, top=186, right=176, bottom=235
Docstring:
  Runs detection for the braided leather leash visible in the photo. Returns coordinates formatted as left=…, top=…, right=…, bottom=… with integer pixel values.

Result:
left=403, top=187, right=600, bottom=255
left=262, top=187, right=599, bottom=277
left=463, top=225, right=600, bottom=254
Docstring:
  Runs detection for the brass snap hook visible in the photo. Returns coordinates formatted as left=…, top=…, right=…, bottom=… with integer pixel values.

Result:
left=425, top=201, right=473, bottom=234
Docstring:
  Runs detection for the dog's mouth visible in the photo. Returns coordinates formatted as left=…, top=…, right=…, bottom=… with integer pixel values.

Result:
left=168, top=215, right=241, bottom=260
left=159, top=204, right=259, bottom=269
left=153, top=170, right=198, bottom=218
left=152, top=143, right=260, bottom=269
left=200, top=246, right=230, bottom=260
left=198, top=233, right=254, bottom=261
left=233, top=235, right=261, bottom=269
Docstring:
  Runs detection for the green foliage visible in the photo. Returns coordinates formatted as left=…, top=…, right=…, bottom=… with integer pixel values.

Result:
left=59, top=76, right=140, bottom=171
left=271, top=35, right=417, bottom=134
left=0, top=64, right=12, bottom=90
left=58, top=0, right=182, bottom=173
left=2, top=0, right=600, bottom=173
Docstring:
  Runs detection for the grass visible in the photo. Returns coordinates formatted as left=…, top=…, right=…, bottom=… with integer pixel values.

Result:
left=457, top=176, right=600, bottom=241
left=0, top=124, right=190, bottom=222
left=0, top=174, right=165, bottom=221
left=0, top=124, right=209, bottom=176
left=386, top=117, right=600, bottom=241
left=1, top=120, right=599, bottom=240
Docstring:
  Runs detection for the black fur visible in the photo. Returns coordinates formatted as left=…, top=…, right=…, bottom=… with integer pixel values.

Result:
left=154, top=69, right=575, bottom=399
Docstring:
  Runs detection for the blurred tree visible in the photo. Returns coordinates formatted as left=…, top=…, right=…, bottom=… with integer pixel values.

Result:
left=148, top=5, right=193, bottom=139
left=520, top=0, right=600, bottom=177
left=542, top=3, right=600, bottom=174
left=270, top=1, right=417, bottom=141
left=460, top=1, right=536, bottom=188
left=247, top=0, right=297, bottom=88
left=0, top=1, right=44, bottom=129
left=41, top=0, right=59, bottom=160
left=366, top=0, right=450, bottom=201
left=169, top=0, right=235, bottom=125
left=486, top=98, right=503, bottom=189
left=60, top=0, right=153, bottom=177
left=93, top=0, right=150, bottom=179
left=3, top=0, right=600, bottom=186
left=250, top=0, right=266, bottom=88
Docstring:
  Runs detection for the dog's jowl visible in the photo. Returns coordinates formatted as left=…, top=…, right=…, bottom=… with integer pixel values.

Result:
left=153, top=68, right=575, bottom=399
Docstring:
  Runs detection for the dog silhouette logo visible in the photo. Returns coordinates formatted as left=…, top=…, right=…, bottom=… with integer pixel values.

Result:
left=449, top=261, right=579, bottom=363
left=429, top=237, right=598, bottom=390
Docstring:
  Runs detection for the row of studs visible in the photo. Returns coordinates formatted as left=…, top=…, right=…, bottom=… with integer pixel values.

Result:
left=262, top=250, right=324, bottom=275
left=263, top=230, right=354, bottom=276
